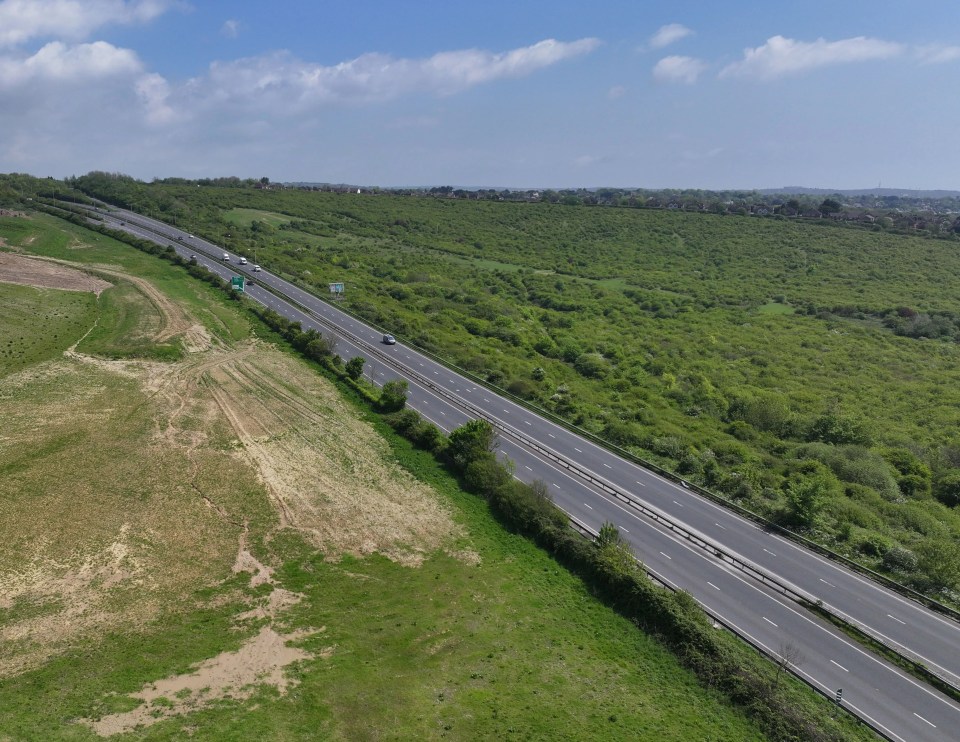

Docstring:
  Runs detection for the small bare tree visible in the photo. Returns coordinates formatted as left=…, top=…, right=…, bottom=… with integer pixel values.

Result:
left=773, top=641, right=804, bottom=691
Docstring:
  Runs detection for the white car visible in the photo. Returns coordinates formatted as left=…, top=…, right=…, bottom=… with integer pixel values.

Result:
left=253, top=264, right=261, bottom=272
left=222, top=253, right=230, bottom=261
left=239, top=257, right=247, bottom=265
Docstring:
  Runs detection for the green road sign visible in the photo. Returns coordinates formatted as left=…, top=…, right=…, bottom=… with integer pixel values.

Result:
left=231, top=275, right=245, bottom=292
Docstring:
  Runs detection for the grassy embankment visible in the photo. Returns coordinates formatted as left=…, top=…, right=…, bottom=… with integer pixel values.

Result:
left=0, top=213, right=786, bottom=739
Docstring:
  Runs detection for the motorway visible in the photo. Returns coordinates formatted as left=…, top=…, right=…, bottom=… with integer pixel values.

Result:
left=90, top=204, right=960, bottom=741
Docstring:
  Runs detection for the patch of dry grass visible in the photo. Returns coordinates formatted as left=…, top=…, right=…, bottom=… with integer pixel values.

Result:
left=0, top=256, right=464, bottom=682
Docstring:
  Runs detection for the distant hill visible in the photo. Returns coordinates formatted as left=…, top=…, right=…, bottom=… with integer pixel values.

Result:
left=763, top=186, right=960, bottom=199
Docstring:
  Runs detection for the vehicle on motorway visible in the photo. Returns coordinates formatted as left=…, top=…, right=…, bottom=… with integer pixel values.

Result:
left=253, top=264, right=261, bottom=272
left=189, top=254, right=197, bottom=262
left=239, top=257, right=247, bottom=265
left=177, top=236, right=183, bottom=241
left=382, top=334, right=396, bottom=345
left=222, top=253, right=230, bottom=261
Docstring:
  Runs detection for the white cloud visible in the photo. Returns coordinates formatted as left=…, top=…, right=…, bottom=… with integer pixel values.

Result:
left=193, top=38, right=601, bottom=110
left=649, top=23, right=693, bottom=50
left=221, top=19, right=240, bottom=39
left=135, top=71, right=176, bottom=125
left=719, top=35, right=903, bottom=80
left=607, top=84, right=626, bottom=99
left=0, top=0, right=177, bottom=49
left=652, top=55, right=707, bottom=84
left=0, top=36, right=600, bottom=178
left=0, top=40, right=141, bottom=86
left=915, top=43, right=960, bottom=64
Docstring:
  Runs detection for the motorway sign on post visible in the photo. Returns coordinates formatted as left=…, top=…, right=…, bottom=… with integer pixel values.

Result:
left=329, top=282, right=344, bottom=298
left=231, top=276, right=245, bottom=292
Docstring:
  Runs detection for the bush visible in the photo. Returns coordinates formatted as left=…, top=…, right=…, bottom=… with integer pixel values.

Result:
left=345, top=355, right=365, bottom=380
left=796, top=443, right=899, bottom=500
left=411, top=421, right=445, bottom=454
left=463, top=453, right=513, bottom=497
left=573, top=352, right=609, bottom=379
left=807, top=410, right=872, bottom=446
left=914, top=539, right=960, bottom=592
left=378, top=379, right=408, bottom=412
left=882, top=546, right=918, bottom=573
left=386, top=408, right=422, bottom=435
left=506, top=378, right=539, bottom=399
left=446, top=419, right=497, bottom=471
left=933, top=470, right=960, bottom=507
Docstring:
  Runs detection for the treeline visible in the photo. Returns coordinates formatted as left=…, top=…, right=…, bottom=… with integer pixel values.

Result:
left=809, top=302, right=960, bottom=341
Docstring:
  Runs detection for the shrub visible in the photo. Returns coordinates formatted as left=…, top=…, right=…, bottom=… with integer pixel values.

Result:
left=807, top=410, right=872, bottom=446
left=573, top=352, right=609, bottom=379
left=378, top=379, right=408, bottom=412
left=914, top=539, right=960, bottom=592
left=464, top=453, right=512, bottom=497
left=446, top=419, right=497, bottom=471
left=506, top=378, right=539, bottom=399
left=345, top=355, right=365, bottom=380
left=882, top=546, right=918, bottom=573
left=933, top=470, right=960, bottom=507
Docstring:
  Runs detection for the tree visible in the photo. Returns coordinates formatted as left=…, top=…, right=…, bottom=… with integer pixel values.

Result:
left=447, top=419, right=498, bottom=471
left=773, top=642, right=804, bottom=691
left=785, top=472, right=833, bottom=528
left=378, top=379, right=408, bottom=412
left=808, top=409, right=871, bottom=446
left=595, top=521, right=638, bottom=576
left=915, top=539, right=960, bottom=592
left=596, top=521, right=623, bottom=549
left=345, top=355, right=365, bottom=381
left=819, top=198, right=842, bottom=215
left=933, top=470, right=960, bottom=507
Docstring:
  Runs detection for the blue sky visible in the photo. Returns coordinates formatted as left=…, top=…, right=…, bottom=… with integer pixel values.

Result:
left=2, top=0, right=959, bottom=189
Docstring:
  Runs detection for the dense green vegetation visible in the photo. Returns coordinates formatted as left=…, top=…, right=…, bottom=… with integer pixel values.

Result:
left=8, top=172, right=960, bottom=601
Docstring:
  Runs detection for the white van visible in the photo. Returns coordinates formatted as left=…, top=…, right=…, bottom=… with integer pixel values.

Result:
left=222, top=253, right=230, bottom=261
left=239, top=257, right=247, bottom=265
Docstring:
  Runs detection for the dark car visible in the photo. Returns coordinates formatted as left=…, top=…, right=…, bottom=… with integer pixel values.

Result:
left=382, top=334, right=396, bottom=345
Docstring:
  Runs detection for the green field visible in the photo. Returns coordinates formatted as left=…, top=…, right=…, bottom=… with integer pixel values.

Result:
left=0, top=282, right=98, bottom=374
left=0, top=212, right=803, bottom=740
left=58, top=175, right=960, bottom=600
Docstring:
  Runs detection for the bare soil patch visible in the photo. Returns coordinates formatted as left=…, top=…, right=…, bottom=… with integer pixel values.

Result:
left=0, top=252, right=111, bottom=294
left=202, top=345, right=463, bottom=565
left=84, top=625, right=319, bottom=737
